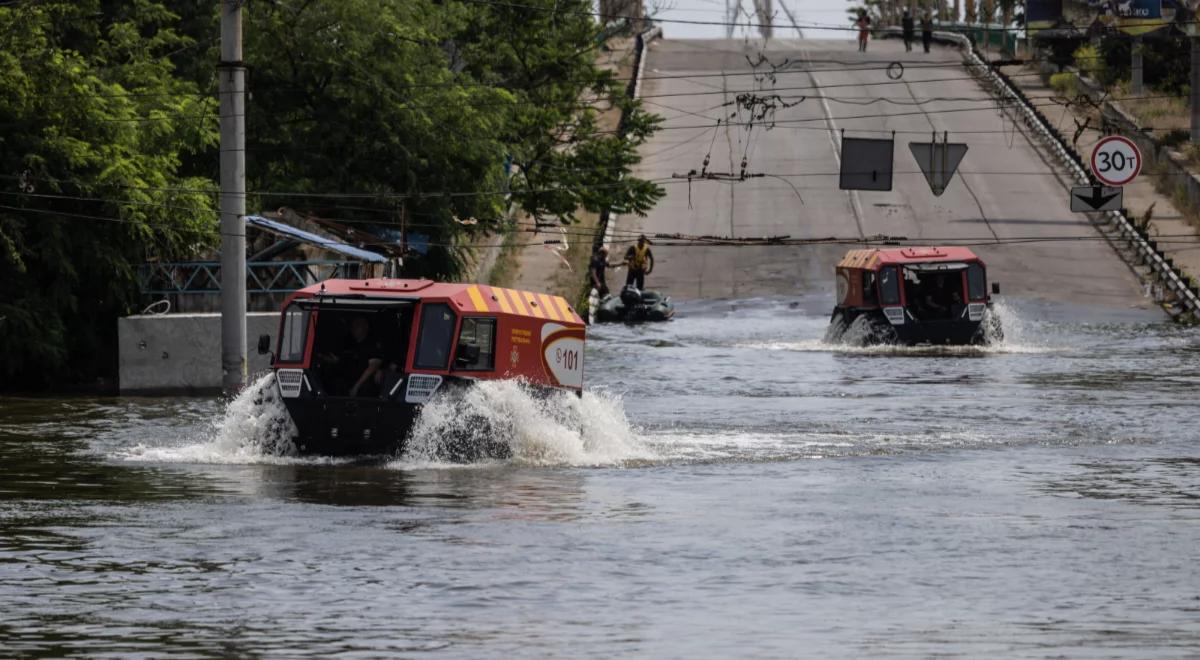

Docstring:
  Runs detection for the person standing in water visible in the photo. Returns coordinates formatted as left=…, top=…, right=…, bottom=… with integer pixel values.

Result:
left=589, top=246, right=614, bottom=298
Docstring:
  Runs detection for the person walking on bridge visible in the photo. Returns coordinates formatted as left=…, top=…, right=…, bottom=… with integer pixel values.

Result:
left=921, top=11, right=933, bottom=53
left=901, top=8, right=914, bottom=52
left=624, top=235, right=654, bottom=291
left=854, top=9, right=871, bottom=52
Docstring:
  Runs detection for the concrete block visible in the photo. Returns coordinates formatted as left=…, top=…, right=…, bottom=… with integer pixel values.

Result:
left=118, top=312, right=278, bottom=394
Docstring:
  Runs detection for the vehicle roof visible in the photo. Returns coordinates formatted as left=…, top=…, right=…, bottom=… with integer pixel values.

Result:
left=291, top=278, right=585, bottom=326
left=838, top=246, right=982, bottom=269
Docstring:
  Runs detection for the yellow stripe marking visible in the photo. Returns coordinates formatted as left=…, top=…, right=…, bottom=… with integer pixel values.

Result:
left=539, top=294, right=560, bottom=321
left=554, top=296, right=575, bottom=322
left=523, top=291, right=545, bottom=318
left=466, top=285, right=488, bottom=312
left=504, top=288, right=528, bottom=315
left=488, top=286, right=512, bottom=314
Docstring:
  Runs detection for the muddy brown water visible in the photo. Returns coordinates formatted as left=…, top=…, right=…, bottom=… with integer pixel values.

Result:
left=2, top=297, right=1199, bottom=657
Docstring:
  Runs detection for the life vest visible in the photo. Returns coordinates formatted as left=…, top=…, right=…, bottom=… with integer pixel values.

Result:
left=629, top=244, right=650, bottom=271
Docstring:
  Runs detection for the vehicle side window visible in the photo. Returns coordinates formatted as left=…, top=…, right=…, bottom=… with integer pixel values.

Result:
left=414, top=303, right=456, bottom=370
left=879, top=267, right=901, bottom=305
left=967, top=263, right=986, bottom=301
left=863, top=271, right=877, bottom=303
left=454, top=317, right=496, bottom=371
left=278, top=304, right=309, bottom=362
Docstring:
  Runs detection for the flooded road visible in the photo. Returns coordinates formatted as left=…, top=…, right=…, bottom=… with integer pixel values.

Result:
left=3, top=298, right=1200, bottom=657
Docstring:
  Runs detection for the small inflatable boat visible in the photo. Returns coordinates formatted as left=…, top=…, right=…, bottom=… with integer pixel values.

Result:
left=594, top=286, right=675, bottom=323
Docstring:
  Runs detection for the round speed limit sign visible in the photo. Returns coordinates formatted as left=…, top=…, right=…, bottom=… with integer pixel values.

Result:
left=1090, top=135, right=1142, bottom=186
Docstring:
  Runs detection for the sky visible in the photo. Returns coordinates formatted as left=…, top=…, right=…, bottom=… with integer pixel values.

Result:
left=647, top=0, right=858, bottom=40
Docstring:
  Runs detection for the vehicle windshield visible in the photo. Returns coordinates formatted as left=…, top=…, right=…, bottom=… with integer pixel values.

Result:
left=310, top=304, right=413, bottom=397
left=902, top=265, right=965, bottom=320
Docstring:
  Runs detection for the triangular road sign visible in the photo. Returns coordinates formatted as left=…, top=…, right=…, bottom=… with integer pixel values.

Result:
left=908, top=141, right=968, bottom=196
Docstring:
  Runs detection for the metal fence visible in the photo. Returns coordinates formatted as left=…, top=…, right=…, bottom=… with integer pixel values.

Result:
left=137, top=260, right=369, bottom=312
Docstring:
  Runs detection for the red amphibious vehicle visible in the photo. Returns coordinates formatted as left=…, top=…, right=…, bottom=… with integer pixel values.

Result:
left=825, top=246, right=1002, bottom=345
left=261, top=278, right=585, bottom=456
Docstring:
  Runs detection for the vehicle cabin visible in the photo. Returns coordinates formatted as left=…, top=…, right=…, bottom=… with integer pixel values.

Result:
left=273, top=278, right=585, bottom=395
left=830, top=246, right=998, bottom=345
left=836, top=246, right=990, bottom=314
left=265, top=279, right=585, bottom=455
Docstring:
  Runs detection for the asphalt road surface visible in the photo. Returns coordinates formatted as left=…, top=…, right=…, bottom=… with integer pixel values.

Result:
left=616, top=38, right=1154, bottom=316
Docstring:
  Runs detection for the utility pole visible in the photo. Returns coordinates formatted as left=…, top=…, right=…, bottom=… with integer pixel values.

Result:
left=219, top=0, right=247, bottom=393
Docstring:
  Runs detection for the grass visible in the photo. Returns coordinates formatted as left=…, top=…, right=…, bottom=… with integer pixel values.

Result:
left=546, top=210, right=603, bottom=314
left=1111, top=81, right=1189, bottom=132
left=486, top=221, right=522, bottom=288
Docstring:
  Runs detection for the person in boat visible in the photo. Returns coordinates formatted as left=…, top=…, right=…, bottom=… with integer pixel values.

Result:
left=589, top=246, right=614, bottom=298
left=624, top=235, right=654, bottom=291
left=318, top=315, right=384, bottom=397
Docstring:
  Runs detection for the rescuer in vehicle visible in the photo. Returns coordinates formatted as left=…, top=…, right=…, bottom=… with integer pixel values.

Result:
left=624, top=235, right=654, bottom=291
left=923, top=274, right=960, bottom=319
left=589, top=246, right=614, bottom=298
left=318, top=315, right=383, bottom=397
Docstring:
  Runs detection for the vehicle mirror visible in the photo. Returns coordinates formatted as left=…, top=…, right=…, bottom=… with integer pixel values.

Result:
left=456, top=343, right=481, bottom=365
left=991, top=282, right=1000, bottom=295
left=257, top=334, right=272, bottom=355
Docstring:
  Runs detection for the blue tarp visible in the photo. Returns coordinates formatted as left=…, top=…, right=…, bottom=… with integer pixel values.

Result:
left=245, top=215, right=388, bottom=263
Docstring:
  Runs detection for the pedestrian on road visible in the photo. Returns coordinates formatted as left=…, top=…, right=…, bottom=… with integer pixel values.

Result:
left=855, top=10, right=871, bottom=52
left=624, top=235, right=654, bottom=291
left=589, top=246, right=613, bottom=298
left=901, top=8, right=914, bottom=52
left=921, top=11, right=933, bottom=53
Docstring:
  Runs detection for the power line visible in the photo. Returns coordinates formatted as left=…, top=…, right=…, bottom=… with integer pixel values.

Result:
left=460, top=0, right=1200, bottom=34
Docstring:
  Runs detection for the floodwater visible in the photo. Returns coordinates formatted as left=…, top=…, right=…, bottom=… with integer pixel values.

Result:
left=3, top=297, right=1200, bottom=657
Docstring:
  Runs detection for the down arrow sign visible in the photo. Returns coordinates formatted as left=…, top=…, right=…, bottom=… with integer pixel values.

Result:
left=1070, top=185, right=1122, bottom=213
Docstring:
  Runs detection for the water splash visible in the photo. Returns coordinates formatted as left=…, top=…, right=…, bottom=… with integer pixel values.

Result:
left=751, top=301, right=1055, bottom=355
left=116, top=373, right=310, bottom=464
left=396, top=380, right=654, bottom=468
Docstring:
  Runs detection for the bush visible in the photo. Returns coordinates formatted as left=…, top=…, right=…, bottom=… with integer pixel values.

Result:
left=1049, top=72, right=1079, bottom=97
left=1073, top=44, right=1106, bottom=82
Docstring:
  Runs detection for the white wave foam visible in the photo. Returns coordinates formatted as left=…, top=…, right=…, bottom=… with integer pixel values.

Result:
left=744, top=301, right=1056, bottom=355
left=395, top=380, right=654, bottom=468
left=115, top=373, right=321, bottom=465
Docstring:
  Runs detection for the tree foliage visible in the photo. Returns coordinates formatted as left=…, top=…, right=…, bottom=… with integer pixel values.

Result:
left=0, top=1, right=218, bottom=388
left=240, top=0, right=663, bottom=277
left=0, top=0, right=663, bottom=389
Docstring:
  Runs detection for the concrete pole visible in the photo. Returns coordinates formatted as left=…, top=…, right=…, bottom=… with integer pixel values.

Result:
left=1131, top=36, right=1143, bottom=96
left=1192, top=37, right=1200, bottom=143
left=219, top=0, right=247, bottom=393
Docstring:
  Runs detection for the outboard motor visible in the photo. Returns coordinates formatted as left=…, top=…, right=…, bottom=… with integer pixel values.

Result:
left=620, top=285, right=643, bottom=308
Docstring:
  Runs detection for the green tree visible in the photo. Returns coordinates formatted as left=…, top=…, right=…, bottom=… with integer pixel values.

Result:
left=237, top=0, right=662, bottom=277
left=0, top=1, right=217, bottom=389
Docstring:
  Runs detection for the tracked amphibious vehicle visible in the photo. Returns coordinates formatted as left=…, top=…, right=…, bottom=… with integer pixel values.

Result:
left=825, top=247, right=1001, bottom=346
left=262, top=279, right=585, bottom=456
